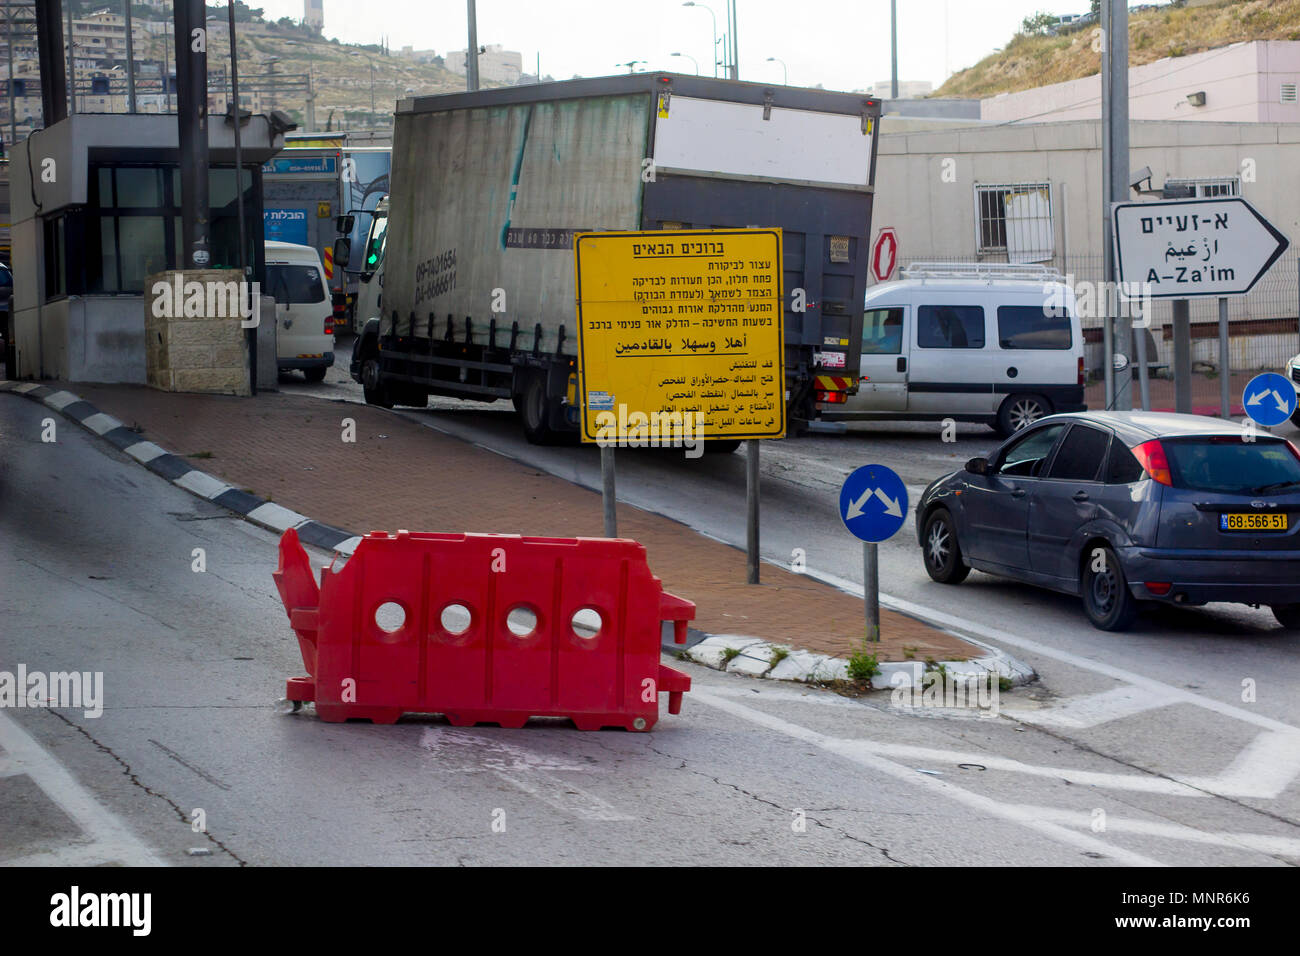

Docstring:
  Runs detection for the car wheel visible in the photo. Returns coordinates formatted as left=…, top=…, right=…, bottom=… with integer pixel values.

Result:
left=360, top=357, right=392, bottom=408
left=303, top=367, right=327, bottom=383
left=1081, top=544, right=1138, bottom=631
left=995, top=393, right=1050, bottom=437
left=922, top=509, right=970, bottom=584
left=1272, top=604, right=1300, bottom=630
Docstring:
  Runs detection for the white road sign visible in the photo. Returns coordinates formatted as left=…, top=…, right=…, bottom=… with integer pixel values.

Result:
left=1112, top=197, right=1290, bottom=299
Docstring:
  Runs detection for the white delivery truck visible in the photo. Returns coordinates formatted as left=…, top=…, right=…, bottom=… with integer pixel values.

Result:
left=340, top=74, right=882, bottom=444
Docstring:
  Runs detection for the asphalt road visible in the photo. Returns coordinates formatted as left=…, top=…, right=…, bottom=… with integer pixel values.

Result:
left=4, top=354, right=1300, bottom=864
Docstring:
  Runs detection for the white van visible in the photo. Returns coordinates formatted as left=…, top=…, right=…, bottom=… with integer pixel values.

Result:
left=266, top=240, right=334, bottom=382
left=828, top=263, right=1086, bottom=436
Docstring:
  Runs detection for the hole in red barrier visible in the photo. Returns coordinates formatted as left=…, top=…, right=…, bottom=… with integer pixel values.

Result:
left=506, top=605, right=538, bottom=637
left=440, top=602, right=472, bottom=636
left=571, top=607, right=602, bottom=640
left=374, top=601, right=406, bottom=633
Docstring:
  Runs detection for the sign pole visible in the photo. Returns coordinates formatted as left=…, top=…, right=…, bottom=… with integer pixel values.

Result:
left=746, top=439, right=760, bottom=584
left=601, top=445, right=617, bottom=538
left=863, top=541, right=880, bottom=642
left=1218, top=297, right=1230, bottom=419
left=1173, top=298, right=1192, bottom=414
left=1133, top=321, right=1151, bottom=411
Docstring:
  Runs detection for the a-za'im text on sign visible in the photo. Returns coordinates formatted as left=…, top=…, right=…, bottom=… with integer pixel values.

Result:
left=1112, top=197, right=1290, bottom=299
left=575, top=229, right=786, bottom=443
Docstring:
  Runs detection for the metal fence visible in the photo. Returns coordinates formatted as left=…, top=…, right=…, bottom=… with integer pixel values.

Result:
left=894, top=252, right=1300, bottom=375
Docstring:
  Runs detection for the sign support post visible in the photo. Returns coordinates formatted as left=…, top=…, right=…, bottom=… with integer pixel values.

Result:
left=1173, top=299, right=1191, bottom=414
left=601, top=445, right=617, bottom=538
left=746, top=440, right=760, bottom=584
left=863, top=542, right=879, bottom=642
left=1218, top=297, right=1230, bottom=419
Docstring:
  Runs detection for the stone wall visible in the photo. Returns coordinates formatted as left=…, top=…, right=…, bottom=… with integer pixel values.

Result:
left=144, top=270, right=251, bottom=396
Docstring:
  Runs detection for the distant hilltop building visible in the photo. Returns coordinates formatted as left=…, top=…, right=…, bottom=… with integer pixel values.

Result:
left=304, top=0, right=324, bottom=32
left=447, top=44, right=523, bottom=84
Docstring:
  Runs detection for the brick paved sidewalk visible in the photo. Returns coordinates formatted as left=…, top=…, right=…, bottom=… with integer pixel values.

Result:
left=66, top=384, right=979, bottom=665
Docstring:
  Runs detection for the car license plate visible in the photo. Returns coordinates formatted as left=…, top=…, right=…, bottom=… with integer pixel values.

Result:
left=1220, top=512, right=1289, bottom=532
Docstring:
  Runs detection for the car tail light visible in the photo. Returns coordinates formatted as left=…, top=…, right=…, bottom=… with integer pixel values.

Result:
left=1132, top=439, right=1173, bottom=486
left=1078, top=356, right=1085, bottom=386
left=324, top=318, right=334, bottom=335
left=816, top=390, right=847, bottom=404
left=1144, top=582, right=1172, bottom=596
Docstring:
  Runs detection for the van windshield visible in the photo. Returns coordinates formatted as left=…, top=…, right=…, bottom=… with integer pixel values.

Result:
left=267, top=264, right=325, bottom=305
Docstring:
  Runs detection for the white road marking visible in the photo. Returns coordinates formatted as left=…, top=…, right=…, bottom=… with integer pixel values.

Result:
left=1002, top=685, right=1182, bottom=729
left=0, top=710, right=166, bottom=866
left=1179, top=730, right=1300, bottom=799
left=246, top=502, right=309, bottom=533
left=174, top=470, right=233, bottom=500
left=1016, top=804, right=1300, bottom=859
left=691, top=689, right=1166, bottom=866
left=81, top=412, right=124, bottom=436
left=420, top=727, right=633, bottom=822
left=807, top=565, right=1300, bottom=737
left=11, top=382, right=43, bottom=394
left=124, top=440, right=168, bottom=464
left=41, top=390, right=79, bottom=411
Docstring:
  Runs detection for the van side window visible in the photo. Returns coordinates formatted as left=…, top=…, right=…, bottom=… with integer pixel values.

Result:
left=863, top=308, right=903, bottom=355
left=997, top=305, right=1072, bottom=350
left=917, top=305, right=984, bottom=349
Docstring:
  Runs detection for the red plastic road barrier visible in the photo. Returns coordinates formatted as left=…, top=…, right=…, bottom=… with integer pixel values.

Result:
left=273, top=528, right=694, bottom=731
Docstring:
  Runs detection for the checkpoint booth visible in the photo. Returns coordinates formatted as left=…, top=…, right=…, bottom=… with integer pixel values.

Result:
left=7, top=112, right=285, bottom=383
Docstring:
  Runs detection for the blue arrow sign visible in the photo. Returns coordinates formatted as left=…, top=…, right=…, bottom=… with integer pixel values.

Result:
left=1243, top=372, right=1297, bottom=427
left=839, top=464, right=908, bottom=543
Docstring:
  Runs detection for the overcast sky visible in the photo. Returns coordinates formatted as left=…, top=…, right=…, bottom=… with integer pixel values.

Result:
left=250, top=0, right=1149, bottom=93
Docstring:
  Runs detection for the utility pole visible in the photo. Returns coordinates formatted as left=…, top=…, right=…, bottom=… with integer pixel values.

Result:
left=123, top=0, right=135, bottom=112
left=173, top=0, right=210, bottom=272
left=466, top=0, right=479, bottom=91
left=1101, top=0, right=1131, bottom=409
left=728, top=0, right=738, bottom=80
left=34, top=0, right=68, bottom=127
left=65, top=0, right=73, bottom=112
left=890, top=0, right=898, bottom=99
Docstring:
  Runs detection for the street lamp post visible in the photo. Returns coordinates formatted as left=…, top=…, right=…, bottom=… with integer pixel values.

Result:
left=765, top=56, right=787, bottom=85
left=670, top=52, right=698, bottom=75
left=682, top=1, right=717, bottom=78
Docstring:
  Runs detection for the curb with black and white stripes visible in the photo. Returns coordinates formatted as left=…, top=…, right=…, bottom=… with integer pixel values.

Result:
left=1, top=380, right=362, bottom=555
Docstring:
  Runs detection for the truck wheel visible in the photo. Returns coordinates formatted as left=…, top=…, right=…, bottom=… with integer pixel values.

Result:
left=303, top=367, right=327, bottom=383
left=995, top=393, right=1050, bottom=437
left=1272, top=604, right=1300, bottom=630
left=521, top=373, right=558, bottom=445
left=361, top=357, right=393, bottom=408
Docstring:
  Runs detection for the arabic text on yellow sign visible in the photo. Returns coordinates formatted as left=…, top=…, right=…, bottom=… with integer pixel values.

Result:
left=574, top=229, right=785, bottom=443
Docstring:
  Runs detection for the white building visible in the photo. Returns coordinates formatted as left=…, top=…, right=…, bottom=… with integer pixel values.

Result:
left=304, top=0, right=324, bottom=32
left=446, top=44, right=522, bottom=84
left=872, top=117, right=1300, bottom=373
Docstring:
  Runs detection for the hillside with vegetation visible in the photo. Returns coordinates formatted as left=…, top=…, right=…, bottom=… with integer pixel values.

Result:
left=936, top=0, right=1300, bottom=99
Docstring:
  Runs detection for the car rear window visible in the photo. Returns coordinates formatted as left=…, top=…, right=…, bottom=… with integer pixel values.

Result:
left=997, top=305, right=1072, bottom=350
left=1164, top=438, right=1300, bottom=494
left=267, top=264, right=325, bottom=305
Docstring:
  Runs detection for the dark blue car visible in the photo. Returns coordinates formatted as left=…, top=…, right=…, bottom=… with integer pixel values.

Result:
left=916, top=411, right=1300, bottom=630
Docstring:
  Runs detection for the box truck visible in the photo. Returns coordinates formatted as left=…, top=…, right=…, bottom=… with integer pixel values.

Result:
left=342, top=74, right=880, bottom=444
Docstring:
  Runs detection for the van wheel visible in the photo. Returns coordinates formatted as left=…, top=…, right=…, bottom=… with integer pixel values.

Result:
left=521, top=373, right=559, bottom=445
left=922, top=509, right=969, bottom=584
left=1081, top=544, right=1138, bottom=631
left=303, top=367, right=327, bottom=383
left=996, top=393, right=1050, bottom=437
left=1272, top=605, right=1300, bottom=630
left=360, top=357, right=392, bottom=408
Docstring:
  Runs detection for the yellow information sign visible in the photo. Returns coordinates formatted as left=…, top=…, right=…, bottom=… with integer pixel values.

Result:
left=574, top=229, right=786, bottom=445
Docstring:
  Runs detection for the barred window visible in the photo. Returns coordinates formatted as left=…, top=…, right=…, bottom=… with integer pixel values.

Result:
left=974, top=182, right=1054, bottom=262
left=1165, top=177, right=1239, bottom=198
